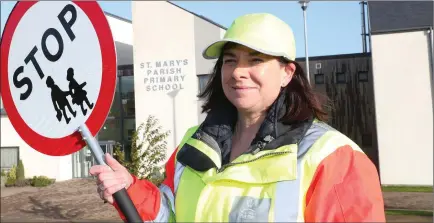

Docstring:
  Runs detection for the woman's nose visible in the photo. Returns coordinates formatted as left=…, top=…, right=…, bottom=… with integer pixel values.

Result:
left=232, top=66, right=249, bottom=80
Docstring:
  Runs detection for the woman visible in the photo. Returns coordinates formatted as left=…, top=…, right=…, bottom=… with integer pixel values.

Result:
left=90, top=13, right=385, bottom=222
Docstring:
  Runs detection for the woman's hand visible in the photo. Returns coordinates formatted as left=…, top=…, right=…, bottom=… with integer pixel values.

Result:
left=89, top=153, right=133, bottom=204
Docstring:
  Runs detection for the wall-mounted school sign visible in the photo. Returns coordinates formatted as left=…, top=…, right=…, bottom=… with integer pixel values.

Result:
left=139, top=59, right=189, bottom=92
left=0, top=1, right=116, bottom=156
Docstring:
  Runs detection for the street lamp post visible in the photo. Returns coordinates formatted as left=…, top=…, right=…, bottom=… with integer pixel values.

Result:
left=299, top=1, right=310, bottom=84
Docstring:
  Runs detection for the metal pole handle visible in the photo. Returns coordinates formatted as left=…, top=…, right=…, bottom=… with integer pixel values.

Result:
left=78, top=124, right=143, bottom=223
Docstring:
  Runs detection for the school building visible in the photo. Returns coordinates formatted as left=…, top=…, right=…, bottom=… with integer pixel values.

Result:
left=1, top=1, right=432, bottom=186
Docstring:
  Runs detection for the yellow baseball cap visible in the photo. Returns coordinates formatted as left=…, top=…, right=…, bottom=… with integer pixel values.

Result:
left=203, top=13, right=296, bottom=61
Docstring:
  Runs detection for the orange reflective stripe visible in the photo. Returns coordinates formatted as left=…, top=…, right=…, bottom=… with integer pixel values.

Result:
left=304, top=145, right=385, bottom=222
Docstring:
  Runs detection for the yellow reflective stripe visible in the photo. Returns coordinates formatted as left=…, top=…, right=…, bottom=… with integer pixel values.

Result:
left=175, top=167, right=206, bottom=222
left=186, top=138, right=222, bottom=169
left=176, top=125, right=199, bottom=156
left=296, top=130, right=363, bottom=221
left=173, top=125, right=198, bottom=195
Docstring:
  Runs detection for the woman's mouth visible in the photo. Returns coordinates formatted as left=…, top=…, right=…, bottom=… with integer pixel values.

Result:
left=232, top=86, right=254, bottom=90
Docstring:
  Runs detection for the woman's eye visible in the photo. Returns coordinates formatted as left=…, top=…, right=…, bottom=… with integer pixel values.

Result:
left=251, top=58, right=263, bottom=63
left=224, top=59, right=236, bottom=64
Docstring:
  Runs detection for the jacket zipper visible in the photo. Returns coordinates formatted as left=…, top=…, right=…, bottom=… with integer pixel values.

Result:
left=196, top=131, right=291, bottom=173
left=216, top=150, right=292, bottom=173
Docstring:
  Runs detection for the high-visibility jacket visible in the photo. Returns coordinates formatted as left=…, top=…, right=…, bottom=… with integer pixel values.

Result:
left=113, top=117, right=385, bottom=222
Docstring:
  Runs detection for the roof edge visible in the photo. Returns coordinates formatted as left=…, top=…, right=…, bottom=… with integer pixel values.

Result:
left=295, top=52, right=371, bottom=61
left=166, top=1, right=227, bottom=30
left=104, top=11, right=132, bottom=24
left=371, top=26, right=433, bottom=35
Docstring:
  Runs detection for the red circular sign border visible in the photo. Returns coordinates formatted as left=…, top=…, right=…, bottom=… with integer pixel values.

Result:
left=0, top=1, right=117, bottom=156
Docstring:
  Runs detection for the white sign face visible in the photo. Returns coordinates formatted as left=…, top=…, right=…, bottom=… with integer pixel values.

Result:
left=8, top=1, right=102, bottom=138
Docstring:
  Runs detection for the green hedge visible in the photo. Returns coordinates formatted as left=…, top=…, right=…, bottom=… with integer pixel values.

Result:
left=31, top=176, right=55, bottom=187
left=2, top=164, right=55, bottom=188
left=13, top=178, right=32, bottom=187
left=5, top=176, right=55, bottom=187
left=16, top=160, right=25, bottom=180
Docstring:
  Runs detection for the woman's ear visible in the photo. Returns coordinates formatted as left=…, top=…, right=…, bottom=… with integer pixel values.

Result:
left=281, top=62, right=296, bottom=87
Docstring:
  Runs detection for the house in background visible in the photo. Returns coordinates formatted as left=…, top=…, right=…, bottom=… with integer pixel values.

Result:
left=295, top=1, right=434, bottom=186
left=368, top=1, right=433, bottom=186
left=297, top=53, right=378, bottom=173
left=295, top=2, right=434, bottom=186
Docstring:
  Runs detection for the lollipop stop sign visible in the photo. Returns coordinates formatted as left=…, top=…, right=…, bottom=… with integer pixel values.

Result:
left=1, top=1, right=142, bottom=222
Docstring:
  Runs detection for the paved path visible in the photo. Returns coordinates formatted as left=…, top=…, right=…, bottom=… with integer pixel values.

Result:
left=1, top=180, right=432, bottom=222
left=1, top=186, right=40, bottom=198
left=383, top=192, right=433, bottom=211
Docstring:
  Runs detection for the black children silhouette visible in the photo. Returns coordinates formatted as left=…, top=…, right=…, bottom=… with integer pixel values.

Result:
left=66, top=67, right=94, bottom=116
left=46, top=76, right=77, bottom=124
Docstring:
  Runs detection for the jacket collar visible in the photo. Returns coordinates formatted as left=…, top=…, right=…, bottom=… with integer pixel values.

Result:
left=176, top=90, right=313, bottom=171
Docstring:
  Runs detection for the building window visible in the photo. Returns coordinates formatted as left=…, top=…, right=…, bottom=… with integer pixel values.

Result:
left=120, top=76, right=135, bottom=118
left=1, top=147, right=19, bottom=171
left=98, top=117, right=122, bottom=143
left=118, top=65, right=134, bottom=77
left=335, top=72, right=346, bottom=84
left=314, top=73, right=325, bottom=85
left=97, top=65, right=135, bottom=161
left=122, top=118, right=136, bottom=161
left=198, top=74, right=211, bottom=93
left=358, top=71, right=369, bottom=82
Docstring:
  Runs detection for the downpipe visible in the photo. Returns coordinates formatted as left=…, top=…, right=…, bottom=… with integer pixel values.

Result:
left=428, top=27, right=434, bottom=144
left=429, top=27, right=434, bottom=81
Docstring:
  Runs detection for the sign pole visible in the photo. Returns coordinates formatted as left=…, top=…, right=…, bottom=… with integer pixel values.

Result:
left=299, top=0, right=310, bottom=84
left=79, top=124, right=142, bottom=223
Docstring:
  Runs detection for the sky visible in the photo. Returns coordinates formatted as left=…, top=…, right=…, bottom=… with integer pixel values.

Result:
left=0, top=1, right=368, bottom=58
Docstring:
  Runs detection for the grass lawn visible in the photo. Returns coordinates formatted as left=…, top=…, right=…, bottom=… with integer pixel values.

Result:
left=386, top=210, right=433, bottom=217
left=382, top=185, right=433, bottom=193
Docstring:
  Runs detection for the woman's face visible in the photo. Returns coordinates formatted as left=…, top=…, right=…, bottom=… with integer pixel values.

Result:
left=221, top=44, right=295, bottom=113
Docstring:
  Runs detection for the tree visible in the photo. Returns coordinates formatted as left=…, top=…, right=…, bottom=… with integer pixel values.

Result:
left=16, top=160, right=25, bottom=180
left=114, top=115, right=170, bottom=186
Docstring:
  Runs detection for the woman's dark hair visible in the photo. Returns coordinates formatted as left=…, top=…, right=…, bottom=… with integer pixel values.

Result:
left=198, top=43, right=330, bottom=123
